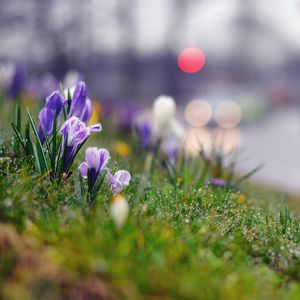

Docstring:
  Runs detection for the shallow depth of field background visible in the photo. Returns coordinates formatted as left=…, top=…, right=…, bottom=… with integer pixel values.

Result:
left=1, top=0, right=300, bottom=194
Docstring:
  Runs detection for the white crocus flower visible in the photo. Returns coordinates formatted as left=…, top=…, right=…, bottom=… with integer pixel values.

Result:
left=64, top=85, right=76, bottom=99
left=110, top=195, right=129, bottom=228
left=152, top=95, right=176, bottom=139
left=0, top=63, right=14, bottom=90
left=63, top=69, right=81, bottom=89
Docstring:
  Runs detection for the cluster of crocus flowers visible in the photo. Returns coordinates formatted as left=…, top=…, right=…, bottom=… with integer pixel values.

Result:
left=135, top=95, right=184, bottom=172
left=37, top=81, right=94, bottom=144
left=78, top=146, right=131, bottom=226
left=78, top=146, right=131, bottom=202
left=11, top=79, right=132, bottom=225
left=12, top=80, right=103, bottom=182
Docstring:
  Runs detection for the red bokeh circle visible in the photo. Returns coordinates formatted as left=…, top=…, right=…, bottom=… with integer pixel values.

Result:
left=177, top=47, right=206, bottom=74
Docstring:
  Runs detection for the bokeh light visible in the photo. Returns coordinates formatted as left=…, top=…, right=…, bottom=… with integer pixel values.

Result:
left=214, top=101, right=242, bottom=128
left=213, top=128, right=242, bottom=153
left=184, top=127, right=211, bottom=155
left=177, top=47, right=206, bottom=74
left=184, top=99, right=212, bottom=127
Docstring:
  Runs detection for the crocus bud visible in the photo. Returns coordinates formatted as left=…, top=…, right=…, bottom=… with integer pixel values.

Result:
left=110, top=194, right=129, bottom=228
left=152, top=95, right=176, bottom=138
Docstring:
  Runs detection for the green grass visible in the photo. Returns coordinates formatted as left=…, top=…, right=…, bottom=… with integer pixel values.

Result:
left=1, top=102, right=300, bottom=299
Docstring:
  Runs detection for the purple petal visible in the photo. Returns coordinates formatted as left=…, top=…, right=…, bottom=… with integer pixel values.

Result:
left=98, top=148, right=110, bottom=172
left=139, top=121, right=152, bottom=149
left=38, top=126, right=46, bottom=144
left=89, top=123, right=102, bottom=132
left=85, top=147, right=100, bottom=170
left=109, top=169, right=131, bottom=193
left=115, top=170, right=131, bottom=186
left=60, top=117, right=102, bottom=173
left=6, top=63, right=25, bottom=99
left=79, top=162, right=88, bottom=178
left=38, top=107, right=54, bottom=135
left=45, top=91, right=65, bottom=112
left=81, top=98, right=93, bottom=123
left=60, top=117, right=84, bottom=140
left=60, top=116, right=75, bottom=136
left=209, top=178, right=227, bottom=187
left=69, top=81, right=87, bottom=117
left=60, top=117, right=83, bottom=153
left=70, top=128, right=90, bottom=147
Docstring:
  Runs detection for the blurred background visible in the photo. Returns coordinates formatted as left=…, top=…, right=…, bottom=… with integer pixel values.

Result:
left=0, top=0, right=300, bottom=193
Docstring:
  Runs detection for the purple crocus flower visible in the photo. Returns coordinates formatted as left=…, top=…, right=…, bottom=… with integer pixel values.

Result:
left=45, top=90, right=65, bottom=111
left=68, top=81, right=87, bottom=118
left=108, top=169, right=131, bottom=194
left=65, top=81, right=94, bottom=123
left=162, top=141, right=180, bottom=166
left=38, top=108, right=55, bottom=136
left=28, top=73, right=58, bottom=100
left=138, top=121, right=152, bottom=150
left=38, top=91, right=65, bottom=144
left=63, top=69, right=82, bottom=88
left=6, top=63, right=25, bottom=99
left=209, top=178, right=227, bottom=187
left=79, top=147, right=110, bottom=189
left=81, top=98, right=93, bottom=123
left=60, top=116, right=102, bottom=172
left=119, top=103, right=139, bottom=132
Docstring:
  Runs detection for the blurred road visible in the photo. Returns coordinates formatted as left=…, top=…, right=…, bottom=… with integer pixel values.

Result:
left=238, top=107, right=300, bottom=195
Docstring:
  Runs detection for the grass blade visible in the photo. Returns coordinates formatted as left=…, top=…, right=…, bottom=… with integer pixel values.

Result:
left=25, top=121, right=34, bottom=155
left=15, top=104, right=21, bottom=132
left=236, top=164, right=264, bottom=184
left=32, top=144, right=41, bottom=175
left=11, top=122, right=26, bottom=151
left=27, top=108, right=49, bottom=174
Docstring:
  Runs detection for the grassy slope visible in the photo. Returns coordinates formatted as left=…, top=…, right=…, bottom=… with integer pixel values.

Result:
left=1, top=106, right=300, bottom=299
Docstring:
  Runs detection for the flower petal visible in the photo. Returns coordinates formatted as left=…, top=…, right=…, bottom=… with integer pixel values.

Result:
left=109, top=169, right=131, bottom=193
left=45, top=91, right=65, bottom=112
left=81, top=98, right=93, bottom=123
left=115, top=170, right=131, bottom=186
left=38, top=107, right=54, bottom=135
left=78, top=162, right=88, bottom=178
left=69, top=81, right=87, bottom=117
left=89, top=123, right=102, bottom=132
left=98, top=148, right=110, bottom=172
left=85, top=147, right=100, bottom=170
